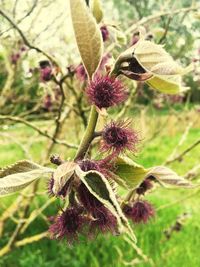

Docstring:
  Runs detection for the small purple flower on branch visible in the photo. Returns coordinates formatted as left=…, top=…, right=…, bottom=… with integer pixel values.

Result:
left=86, top=75, right=128, bottom=109
left=40, top=66, right=52, bottom=82
left=101, top=120, right=139, bottom=155
left=90, top=206, right=117, bottom=235
left=49, top=206, right=85, bottom=245
left=78, top=184, right=117, bottom=235
left=136, top=179, right=153, bottom=195
left=123, top=200, right=155, bottom=224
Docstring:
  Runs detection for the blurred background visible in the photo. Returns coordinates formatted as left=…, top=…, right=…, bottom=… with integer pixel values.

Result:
left=0, top=0, right=200, bottom=266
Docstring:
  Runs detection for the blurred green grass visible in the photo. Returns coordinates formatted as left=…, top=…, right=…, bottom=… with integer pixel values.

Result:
left=0, top=111, right=200, bottom=267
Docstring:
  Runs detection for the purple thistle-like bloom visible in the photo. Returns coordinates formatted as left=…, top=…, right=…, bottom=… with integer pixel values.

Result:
left=101, top=120, right=139, bottom=155
left=49, top=206, right=85, bottom=245
left=78, top=159, right=110, bottom=177
left=123, top=200, right=155, bottom=224
left=40, top=66, right=52, bottom=82
left=100, top=25, right=109, bottom=42
left=79, top=159, right=102, bottom=173
left=78, top=184, right=117, bottom=235
left=78, top=183, right=102, bottom=212
left=90, top=206, right=117, bottom=235
left=86, top=75, right=128, bottom=109
left=136, top=179, right=153, bottom=195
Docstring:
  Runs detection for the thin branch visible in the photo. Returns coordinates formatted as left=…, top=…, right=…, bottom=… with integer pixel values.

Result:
left=0, top=115, right=78, bottom=149
left=106, top=6, right=198, bottom=54
left=0, top=8, right=59, bottom=67
left=166, top=138, right=200, bottom=164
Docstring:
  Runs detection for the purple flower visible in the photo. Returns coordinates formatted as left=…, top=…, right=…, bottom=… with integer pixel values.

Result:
left=123, top=200, right=155, bottom=224
left=20, top=46, right=27, bottom=52
left=49, top=206, right=85, bottom=245
left=136, top=179, right=153, bottom=195
left=86, top=75, right=128, bottom=109
left=100, top=25, right=109, bottom=42
left=75, top=63, right=87, bottom=81
left=78, top=183, right=102, bottom=212
left=90, top=206, right=117, bottom=235
left=40, top=66, right=52, bottom=82
left=79, top=159, right=102, bottom=173
left=78, top=184, right=117, bottom=235
left=101, top=120, right=139, bottom=155
left=11, top=53, right=20, bottom=64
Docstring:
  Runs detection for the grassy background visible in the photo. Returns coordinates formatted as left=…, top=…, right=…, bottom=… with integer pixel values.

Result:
left=0, top=108, right=200, bottom=267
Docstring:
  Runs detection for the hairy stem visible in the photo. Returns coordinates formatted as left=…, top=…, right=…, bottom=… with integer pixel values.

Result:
left=74, top=105, right=98, bottom=160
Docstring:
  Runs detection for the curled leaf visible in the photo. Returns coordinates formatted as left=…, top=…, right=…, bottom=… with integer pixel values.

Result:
left=146, top=166, right=194, bottom=188
left=52, top=161, right=77, bottom=195
left=115, top=39, right=192, bottom=94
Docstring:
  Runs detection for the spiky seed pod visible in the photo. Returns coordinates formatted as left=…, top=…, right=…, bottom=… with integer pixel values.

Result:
left=123, top=200, right=155, bottom=224
left=49, top=206, right=85, bottom=245
left=86, top=75, right=128, bottom=109
left=101, top=120, right=139, bottom=155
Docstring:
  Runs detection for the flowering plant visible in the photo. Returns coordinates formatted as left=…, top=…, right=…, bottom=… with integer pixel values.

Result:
left=0, top=0, right=196, bottom=256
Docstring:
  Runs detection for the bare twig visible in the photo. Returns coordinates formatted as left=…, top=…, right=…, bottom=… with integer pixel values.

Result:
left=0, top=8, right=59, bottom=67
left=0, top=115, right=78, bottom=149
left=166, top=138, right=200, bottom=164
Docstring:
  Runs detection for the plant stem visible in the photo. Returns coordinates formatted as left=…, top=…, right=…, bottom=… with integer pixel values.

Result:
left=74, top=105, right=98, bottom=160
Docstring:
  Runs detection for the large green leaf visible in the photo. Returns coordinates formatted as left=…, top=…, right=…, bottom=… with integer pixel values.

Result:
left=114, top=156, right=148, bottom=189
left=70, top=0, right=103, bottom=79
left=0, top=161, right=53, bottom=196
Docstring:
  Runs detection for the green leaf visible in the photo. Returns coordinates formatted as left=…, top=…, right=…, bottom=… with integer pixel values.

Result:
left=91, top=0, right=103, bottom=23
left=114, top=156, right=148, bottom=189
left=0, top=161, right=53, bottom=196
left=0, top=160, right=43, bottom=178
left=52, top=161, right=77, bottom=195
left=146, top=75, right=188, bottom=94
left=146, top=166, right=194, bottom=188
left=70, top=0, right=103, bottom=79
left=75, top=166, right=136, bottom=241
